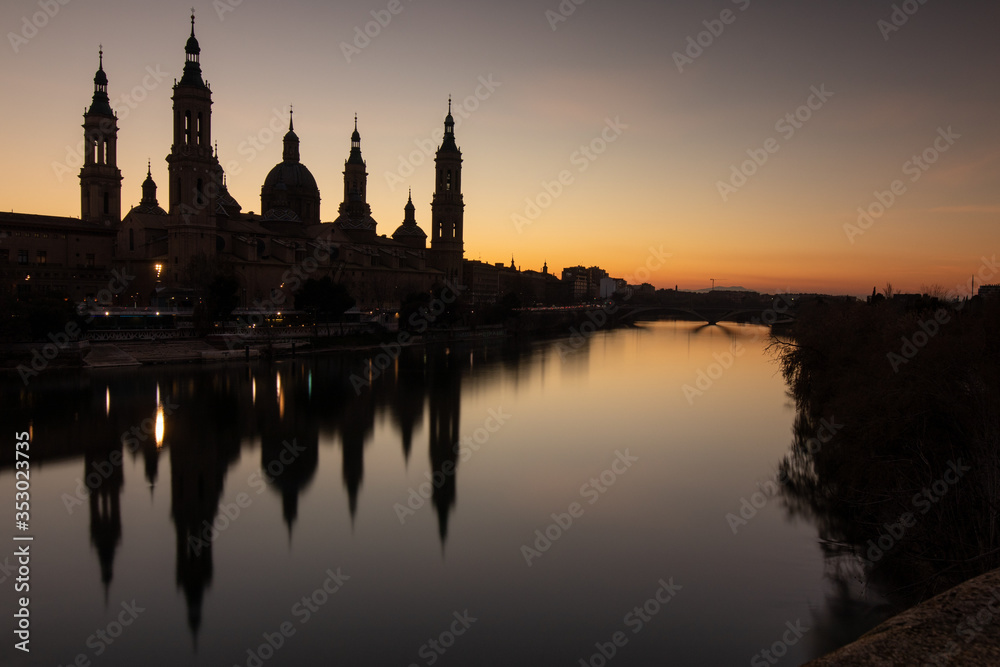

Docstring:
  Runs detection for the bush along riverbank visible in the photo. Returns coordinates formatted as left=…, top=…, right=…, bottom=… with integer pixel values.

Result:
left=773, top=295, right=1000, bottom=610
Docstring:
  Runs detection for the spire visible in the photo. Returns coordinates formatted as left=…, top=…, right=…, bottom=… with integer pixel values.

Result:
left=289, top=105, right=294, bottom=132
left=347, top=116, right=364, bottom=165
left=88, top=47, right=113, bottom=116
left=441, top=97, right=458, bottom=152
left=179, top=10, right=206, bottom=88
left=403, top=189, right=416, bottom=223
left=141, top=160, right=159, bottom=206
left=282, top=107, right=299, bottom=162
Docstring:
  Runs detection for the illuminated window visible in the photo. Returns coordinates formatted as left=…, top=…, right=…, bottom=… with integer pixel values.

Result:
left=36, top=251, right=46, bottom=265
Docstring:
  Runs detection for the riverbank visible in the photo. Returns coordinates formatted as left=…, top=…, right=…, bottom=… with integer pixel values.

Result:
left=805, top=567, right=1000, bottom=665
left=0, top=324, right=518, bottom=374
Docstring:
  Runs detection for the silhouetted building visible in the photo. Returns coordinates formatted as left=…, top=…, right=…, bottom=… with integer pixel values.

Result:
left=3, top=14, right=469, bottom=312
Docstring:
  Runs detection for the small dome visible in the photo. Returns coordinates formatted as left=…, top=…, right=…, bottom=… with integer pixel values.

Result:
left=185, top=34, right=200, bottom=55
left=94, top=67, right=108, bottom=87
left=392, top=223, right=426, bottom=238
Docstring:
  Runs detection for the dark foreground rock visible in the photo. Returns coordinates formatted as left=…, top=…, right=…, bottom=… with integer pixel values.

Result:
left=805, top=568, right=1000, bottom=666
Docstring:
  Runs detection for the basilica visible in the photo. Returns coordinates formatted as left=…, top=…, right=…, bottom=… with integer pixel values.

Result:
left=6, top=15, right=467, bottom=313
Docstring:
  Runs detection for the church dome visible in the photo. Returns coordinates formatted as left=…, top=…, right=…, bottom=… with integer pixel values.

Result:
left=263, top=161, right=317, bottom=192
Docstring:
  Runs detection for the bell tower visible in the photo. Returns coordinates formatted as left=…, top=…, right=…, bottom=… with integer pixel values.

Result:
left=429, top=98, right=465, bottom=283
left=165, top=11, right=221, bottom=283
left=79, top=47, right=122, bottom=225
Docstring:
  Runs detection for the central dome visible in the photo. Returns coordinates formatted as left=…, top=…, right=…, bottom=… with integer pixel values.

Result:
left=263, top=161, right=318, bottom=192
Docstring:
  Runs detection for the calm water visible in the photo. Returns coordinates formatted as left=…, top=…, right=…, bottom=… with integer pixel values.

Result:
left=2, top=322, right=864, bottom=666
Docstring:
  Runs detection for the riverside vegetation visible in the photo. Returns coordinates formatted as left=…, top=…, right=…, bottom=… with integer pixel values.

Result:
left=773, top=294, right=1000, bottom=611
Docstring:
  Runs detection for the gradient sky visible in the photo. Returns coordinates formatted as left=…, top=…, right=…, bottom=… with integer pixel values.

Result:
left=2, top=0, right=998, bottom=295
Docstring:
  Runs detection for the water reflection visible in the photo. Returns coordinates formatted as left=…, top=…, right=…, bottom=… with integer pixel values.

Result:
left=1, top=324, right=836, bottom=665
left=9, top=344, right=498, bottom=642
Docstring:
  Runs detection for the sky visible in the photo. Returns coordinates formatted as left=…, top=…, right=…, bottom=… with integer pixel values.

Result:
left=1, top=0, right=998, bottom=295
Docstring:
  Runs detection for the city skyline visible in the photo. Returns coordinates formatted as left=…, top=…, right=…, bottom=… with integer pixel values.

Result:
left=2, top=0, right=998, bottom=295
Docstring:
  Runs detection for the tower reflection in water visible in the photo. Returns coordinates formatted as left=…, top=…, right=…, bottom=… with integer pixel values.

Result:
left=38, top=344, right=484, bottom=642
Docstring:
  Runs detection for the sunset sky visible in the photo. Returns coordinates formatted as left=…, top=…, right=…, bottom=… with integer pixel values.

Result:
left=1, top=0, right=998, bottom=295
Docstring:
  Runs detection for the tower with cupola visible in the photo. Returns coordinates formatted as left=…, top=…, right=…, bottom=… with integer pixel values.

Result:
left=165, top=12, right=221, bottom=283
left=429, top=99, right=465, bottom=283
left=79, top=48, right=122, bottom=225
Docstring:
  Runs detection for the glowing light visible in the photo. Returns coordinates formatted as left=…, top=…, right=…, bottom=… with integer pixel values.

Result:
left=154, top=263, right=163, bottom=278
left=154, top=404, right=165, bottom=448
left=105, top=387, right=110, bottom=416
left=252, top=377, right=257, bottom=405
left=276, top=373, right=285, bottom=419
left=156, top=383, right=160, bottom=406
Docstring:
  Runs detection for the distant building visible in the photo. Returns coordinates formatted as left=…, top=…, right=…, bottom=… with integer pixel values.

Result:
left=562, top=265, right=608, bottom=301
left=0, top=212, right=117, bottom=301
left=599, top=277, right=627, bottom=299
left=978, top=284, right=1000, bottom=300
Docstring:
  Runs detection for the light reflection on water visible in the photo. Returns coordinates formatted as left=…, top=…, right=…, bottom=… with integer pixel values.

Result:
left=1, top=322, right=852, bottom=666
